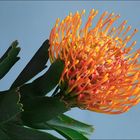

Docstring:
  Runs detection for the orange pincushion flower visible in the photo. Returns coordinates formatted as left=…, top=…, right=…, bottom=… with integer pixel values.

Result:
left=49, top=9, right=140, bottom=114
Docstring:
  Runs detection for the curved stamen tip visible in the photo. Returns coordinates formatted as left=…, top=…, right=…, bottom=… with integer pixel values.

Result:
left=104, top=11, right=108, bottom=15
left=128, top=26, right=131, bottom=30
left=111, top=12, right=114, bottom=16
left=82, top=9, right=86, bottom=15
left=76, top=11, right=79, bottom=14
left=90, top=9, right=95, bottom=14
left=116, top=14, right=121, bottom=19
left=134, top=28, right=138, bottom=33
left=95, top=10, right=98, bottom=15
left=133, top=41, right=137, bottom=45
left=56, top=18, right=60, bottom=24
left=69, top=12, right=72, bottom=16
left=124, top=20, right=128, bottom=24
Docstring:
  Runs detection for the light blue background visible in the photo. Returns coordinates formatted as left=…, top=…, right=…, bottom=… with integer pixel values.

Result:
left=0, top=1, right=140, bottom=139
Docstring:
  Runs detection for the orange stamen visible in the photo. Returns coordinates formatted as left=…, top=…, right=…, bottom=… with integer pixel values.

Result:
left=49, top=9, right=140, bottom=114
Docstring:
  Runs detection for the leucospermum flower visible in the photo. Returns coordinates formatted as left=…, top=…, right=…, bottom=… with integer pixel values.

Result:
left=49, top=9, right=140, bottom=114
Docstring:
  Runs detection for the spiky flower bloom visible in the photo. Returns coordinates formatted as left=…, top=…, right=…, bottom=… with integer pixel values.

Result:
left=49, top=9, right=140, bottom=114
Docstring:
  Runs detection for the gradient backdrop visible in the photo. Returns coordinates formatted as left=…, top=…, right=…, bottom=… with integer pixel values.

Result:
left=0, top=1, right=140, bottom=139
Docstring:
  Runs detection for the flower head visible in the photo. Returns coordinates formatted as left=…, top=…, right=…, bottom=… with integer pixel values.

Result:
left=49, top=9, right=140, bottom=114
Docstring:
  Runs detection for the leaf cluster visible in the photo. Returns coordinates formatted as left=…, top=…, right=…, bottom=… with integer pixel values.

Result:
left=0, top=40, right=94, bottom=140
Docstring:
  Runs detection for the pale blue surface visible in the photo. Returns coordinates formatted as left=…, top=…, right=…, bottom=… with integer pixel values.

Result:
left=0, top=1, right=140, bottom=139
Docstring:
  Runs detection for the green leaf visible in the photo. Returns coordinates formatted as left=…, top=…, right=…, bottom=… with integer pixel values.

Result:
left=30, top=114, right=94, bottom=137
left=47, top=114, right=94, bottom=137
left=19, top=59, right=65, bottom=98
left=0, top=129, right=10, bottom=140
left=50, top=126, right=88, bottom=140
left=28, top=114, right=93, bottom=140
left=21, top=97, right=69, bottom=124
left=0, top=90, right=23, bottom=124
left=27, top=122, right=51, bottom=130
left=31, top=59, right=64, bottom=96
left=11, top=39, right=49, bottom=88
left=0, top=40, right=20, bottom=80
left=3, top=123, right=59, bottom=140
